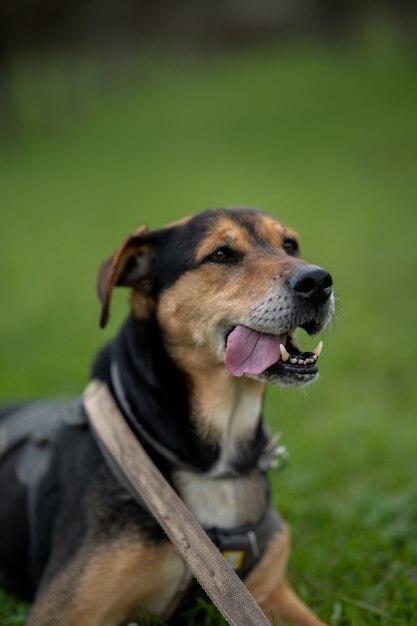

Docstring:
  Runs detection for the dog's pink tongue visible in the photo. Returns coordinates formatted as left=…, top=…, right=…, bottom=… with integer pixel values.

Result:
left=225, top=325, right=281, bottom=377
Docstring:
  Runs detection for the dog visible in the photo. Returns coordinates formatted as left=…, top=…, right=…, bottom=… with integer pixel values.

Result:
left=0, top=206, right=334, bottom=626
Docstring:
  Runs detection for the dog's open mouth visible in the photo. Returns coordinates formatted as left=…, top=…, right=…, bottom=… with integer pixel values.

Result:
left=225, top=325, right=322, bottom=379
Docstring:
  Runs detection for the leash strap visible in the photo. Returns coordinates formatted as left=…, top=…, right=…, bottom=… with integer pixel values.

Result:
left=83, top=380, right=271, bottom=626
left=110, top=359, right=195, bottom=471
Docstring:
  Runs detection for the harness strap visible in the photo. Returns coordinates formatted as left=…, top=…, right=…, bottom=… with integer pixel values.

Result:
left=0, top=399, right=84, bottom=464
left=206, top=508, right=281, bottom=580
left=83, top=379, right=271, bottom=626
left=88, top=407, right=147, bottom=509
left=0, top=399, right=87, bottom=589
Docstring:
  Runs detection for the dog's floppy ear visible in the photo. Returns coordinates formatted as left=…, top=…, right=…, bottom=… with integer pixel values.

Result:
left=97, top=225, right=157, bottom=328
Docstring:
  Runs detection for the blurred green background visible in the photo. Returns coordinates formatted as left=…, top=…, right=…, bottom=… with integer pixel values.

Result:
left=1, top=3, right=417, bottom=624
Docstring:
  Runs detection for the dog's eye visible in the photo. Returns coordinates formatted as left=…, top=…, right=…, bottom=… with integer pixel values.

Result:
left=205, top=247, right=235, bottom=264
left=283, top=238, right=298, bottom=256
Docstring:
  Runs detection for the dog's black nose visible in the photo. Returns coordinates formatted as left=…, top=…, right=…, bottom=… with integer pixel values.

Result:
left=287, top=266, right=333, bottom=304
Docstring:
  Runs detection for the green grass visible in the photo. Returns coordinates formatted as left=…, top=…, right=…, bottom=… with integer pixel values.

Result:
left=1, top=36, right=417, bottom=625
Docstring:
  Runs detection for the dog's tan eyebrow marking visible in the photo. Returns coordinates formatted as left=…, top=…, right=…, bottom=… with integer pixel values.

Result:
left=283, top=227, right=300, bottom=245
left=194, top=218, right=250, bottom=263
left=255, top=216, right=286, bottom=247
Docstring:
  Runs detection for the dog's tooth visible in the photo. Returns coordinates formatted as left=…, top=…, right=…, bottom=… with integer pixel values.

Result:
left=279, top=344, right=290, bottom=362
left=290, top=358, right=297, bottom=364
left=312, top=340, right=323, bottom=357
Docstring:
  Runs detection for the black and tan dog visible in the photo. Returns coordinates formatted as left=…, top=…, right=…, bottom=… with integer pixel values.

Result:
left=0, top=207, right=334, bottom=626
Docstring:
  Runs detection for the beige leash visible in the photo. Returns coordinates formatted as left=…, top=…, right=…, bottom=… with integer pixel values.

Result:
left=83, top=380, right=271, bottom=626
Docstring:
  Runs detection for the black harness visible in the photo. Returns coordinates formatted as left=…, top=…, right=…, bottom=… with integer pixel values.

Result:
left=0, top=399, right=90, bottom=587
left=0, top=398, right=281, bottom=616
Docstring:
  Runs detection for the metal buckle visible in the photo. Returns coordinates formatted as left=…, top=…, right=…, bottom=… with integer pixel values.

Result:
left=257, top=432, right=289, bottom=472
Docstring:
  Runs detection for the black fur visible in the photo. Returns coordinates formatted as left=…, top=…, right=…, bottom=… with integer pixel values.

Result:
left=92, top=313, right=221, bottom=472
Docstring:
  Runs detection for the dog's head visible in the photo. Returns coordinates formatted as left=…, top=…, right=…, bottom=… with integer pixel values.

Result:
left=98, top=207, right=334, bottom=387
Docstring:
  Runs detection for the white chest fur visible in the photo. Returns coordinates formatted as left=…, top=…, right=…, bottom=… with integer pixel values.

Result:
left=174, top=470, right=267, bottom=528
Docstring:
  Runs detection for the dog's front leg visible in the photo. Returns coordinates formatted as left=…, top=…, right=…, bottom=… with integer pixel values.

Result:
left=245, top=520, right=328, bottom=626
left=26, top=537, right=187, bottom=626
left=257, top=582, right=327, bottom=626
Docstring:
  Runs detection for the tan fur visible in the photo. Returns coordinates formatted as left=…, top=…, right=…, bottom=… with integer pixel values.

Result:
left=28, top=524, right=325, bottom=626
left=246, top=522, right=326, bottom=626
left=186, top=366, right=264, bottom=442
left=130, top=290, right=155, bottom=320
left=27, top=537, right=192, bottom=626
left=194, top=216, right=252, bottom=262
left=261, top=585, right=327, bottom=626
left=157, top=253, right=290, bottom=361
left=255, top=216, right=285, bottom=247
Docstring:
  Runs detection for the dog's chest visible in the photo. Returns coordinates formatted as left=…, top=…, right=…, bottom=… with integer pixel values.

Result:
left=174, top=470, right=268, bottom=528
left=174, top=379, right=266, bottom=528
left=199, top=379, right=263, bottom=476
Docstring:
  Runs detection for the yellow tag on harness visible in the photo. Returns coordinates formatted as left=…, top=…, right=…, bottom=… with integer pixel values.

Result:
left=222, top=550, right=245, bottom=570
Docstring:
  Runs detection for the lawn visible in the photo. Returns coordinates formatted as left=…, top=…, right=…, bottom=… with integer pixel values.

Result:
left=1, top=35, right=417, bottom=625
